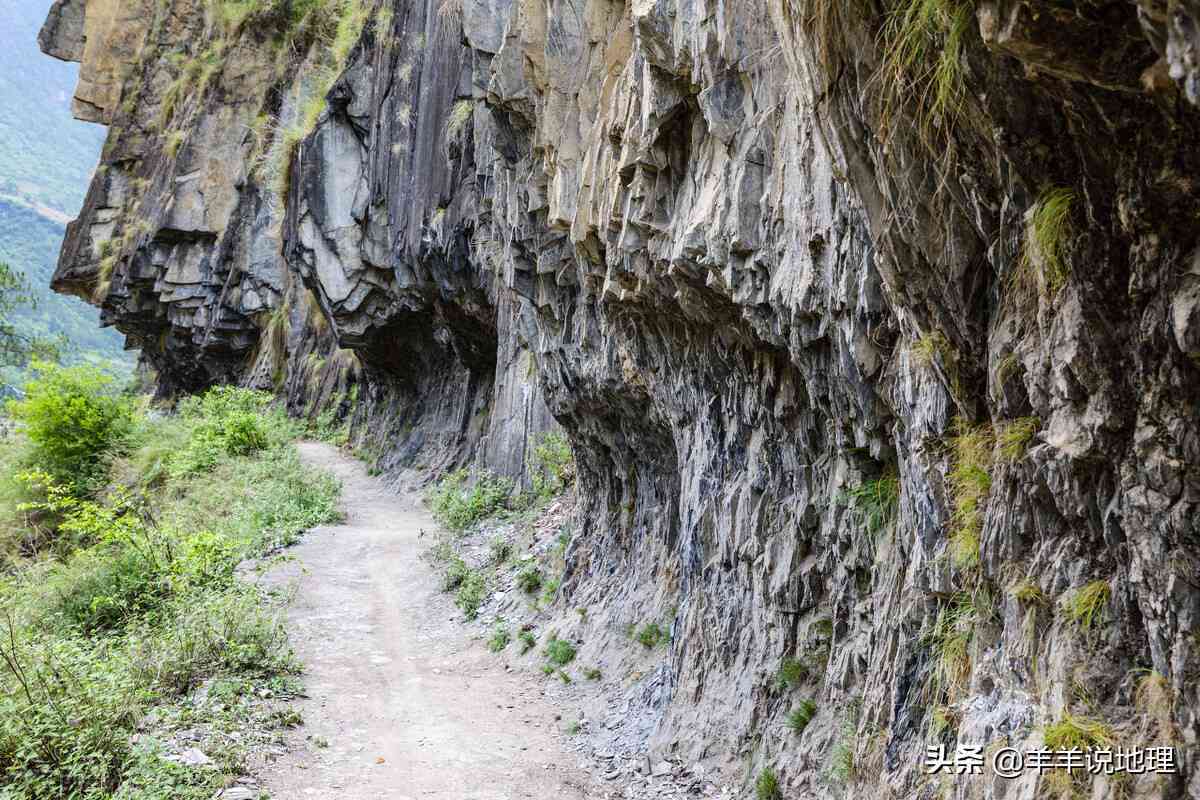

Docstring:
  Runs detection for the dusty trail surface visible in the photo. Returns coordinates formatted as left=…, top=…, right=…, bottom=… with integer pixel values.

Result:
left=257, top=442, right=588, bottom=799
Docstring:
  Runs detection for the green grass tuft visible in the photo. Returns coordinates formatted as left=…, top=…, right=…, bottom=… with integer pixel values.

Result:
left=488, top=625, right=511, bottom=652
left=844, top=472, right=900, bottom=534
left=1062, top=580, right=1110, bottom=631
left=947, top=421, right=992, bottom=570
left=878, top=0, right=974, bottom=147
left=997, top=417, right=1039, bottom=462
left=786, top=699, right=818, bottom=734
left=1026, top=187, right=1076, bottom=295
left=1010, top=580, right=1047, bottom=606
left=755, top=767, right=782, bottom=800
left=1043, top=712, right=1114, bottom=750
left=545, top=636, right=576, bottom=666
left=635, top=622, right=667, bottom=649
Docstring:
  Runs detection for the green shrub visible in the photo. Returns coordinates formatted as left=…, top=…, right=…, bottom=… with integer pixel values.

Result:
left=455, top=569, right=488, bottom=620
left=49, top=545, right=172, bottom=633
left=6, top=362, right=131, bottom=492
left=636, top=622, right=666, bottom=649
left=489, top=536, right=512, bottom=564
left=170, top=389, right=282, bottom=477
left=529, top=431, right=575, bottom=500
left=127, top=587, right=296, bottom=694
left=545, top=636, right=576, bottom=666
left=0, top=633, right=139, bottom=798
left=584, top=667, right=602, bottom=681
left=518, top=629, right=536, bottom=654
left=443, top=555, right=470, bottom=591
left=0, top=383, right=337, bottom=800
left=516, top=565, right=543, bottom=594
left=427, top=469, right=512, bottom=531
left=488, top=625, right=511, bottom=652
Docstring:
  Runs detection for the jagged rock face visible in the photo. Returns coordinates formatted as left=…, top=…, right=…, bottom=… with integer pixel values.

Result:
left=44, top=0, right=1200, bottom=797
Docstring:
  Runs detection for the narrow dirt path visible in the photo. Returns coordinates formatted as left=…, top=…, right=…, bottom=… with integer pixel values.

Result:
left=256, top=442, right=590, bottom=800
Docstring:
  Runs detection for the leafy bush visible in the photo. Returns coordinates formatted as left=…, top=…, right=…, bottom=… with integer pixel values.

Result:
left=6, top=362, right=131, bottom=492
left=636, top=622, right=666, bottom=649
left=518, top=629, right=536, bottom=654
left=427, top=469, right=512, bottom=531
left=529, top=431, right=575, bottom=500
left=170, top=388, right=283, bottom=477
left=48, top=545, right=172, bottom=633
left=488, top=625, right=511, bottom=653
left=545, top=636, right=576, bottom=666
left=443, top=555, right=470, bottom=591
left=455, top=569, right=488, bottom=620
left=489, top=535, right=512, bottom=564
left=0, top=633, right=138, bottom=798
left=516, top=565, right=543, bottom=594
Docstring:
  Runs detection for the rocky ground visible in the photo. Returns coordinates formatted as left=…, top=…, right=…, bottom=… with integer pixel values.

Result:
left=430, top=494, right=742, bottom=800
left=218, top=442, right=734, bottom=800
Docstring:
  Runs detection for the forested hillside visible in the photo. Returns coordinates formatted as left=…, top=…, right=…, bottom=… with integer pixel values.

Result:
left=0, top=0, right=129, bottom=387
left=0, top=0, right=104, bottom=215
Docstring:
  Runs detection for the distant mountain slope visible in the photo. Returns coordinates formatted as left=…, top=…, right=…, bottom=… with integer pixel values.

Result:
left=0, top=0, right=104, bottom=216
left=0, top=0, right=129, bottom=384
left=0, top=199, right=129, bottom=367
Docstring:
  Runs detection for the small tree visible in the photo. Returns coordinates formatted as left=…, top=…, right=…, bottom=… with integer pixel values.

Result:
left=7, top=362, right=131, bottom=492
left=0, top=262, right=62, bottom=391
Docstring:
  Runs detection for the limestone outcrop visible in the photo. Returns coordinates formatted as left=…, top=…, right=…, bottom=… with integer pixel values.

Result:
left=42, top=0, right=1200, bottom=796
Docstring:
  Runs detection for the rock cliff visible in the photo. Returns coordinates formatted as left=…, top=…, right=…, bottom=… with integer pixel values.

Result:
left=41, top=0, right=1200, bottom=797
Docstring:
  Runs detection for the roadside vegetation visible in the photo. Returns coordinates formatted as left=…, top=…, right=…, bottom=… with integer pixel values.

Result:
left=423, top=431, right=585, bottom=676
left=0, top=366, right=339, bottom=799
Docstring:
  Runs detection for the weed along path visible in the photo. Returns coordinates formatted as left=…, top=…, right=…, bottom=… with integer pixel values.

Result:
left=256, top=442, right=590, bottom=799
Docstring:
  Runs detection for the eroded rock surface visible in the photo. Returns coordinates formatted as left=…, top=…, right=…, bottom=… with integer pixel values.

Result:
left=42, top=0, right=1200, bottom=797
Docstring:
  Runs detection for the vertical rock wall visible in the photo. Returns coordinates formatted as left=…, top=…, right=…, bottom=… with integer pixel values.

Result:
left=42, top=0, right=1200, bottom=797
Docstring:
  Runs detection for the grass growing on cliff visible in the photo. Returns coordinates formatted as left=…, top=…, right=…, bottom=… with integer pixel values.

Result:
left=1043, top=712, right=1114, bottom=751
left=544, top=636, right=577, bottom=667
left=755, top=768, right=782, bottom=800
left=996, top=416, right=1039, bottom=461
left=786, top=700, right=818, bottom=734
left=0, top=379, right=339, bottom=799
left=877, top=0, right=974, bottom=146
left=844, top=471, right=900, bottom=535
left=1024, top=187, right=1076, bottom=295
left=1062, top=580, right=1110, bottom=632
left=924, top=593, right=976, bottom=707
left=1041, top=712, right=1116, bottom=798
left=946, top=421, right=992, bottom=571
left=246, top=0, right=370, bottom=204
